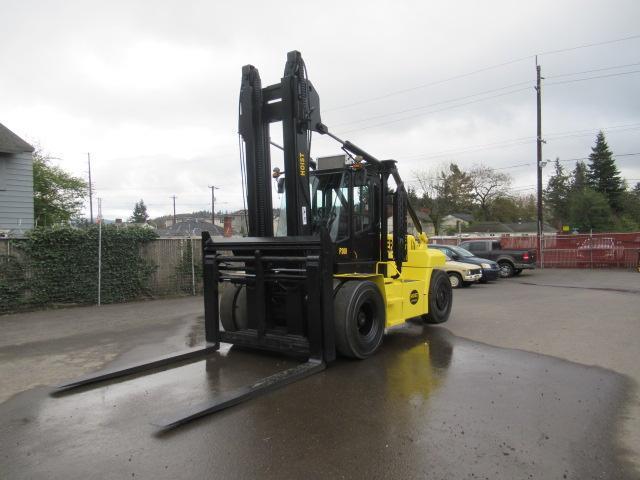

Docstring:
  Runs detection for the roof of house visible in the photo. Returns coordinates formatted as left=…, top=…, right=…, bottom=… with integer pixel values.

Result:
left=0, top=123, right=34, bottom=154
left=505, top=222, right=556, bottom=233
left=463, top=222, right=514, bottom=233
left=158, top=220, right=224, bottom=237
left=447, top=213, right=474, bottom=222
left=464, top=221, right=556, bottom=234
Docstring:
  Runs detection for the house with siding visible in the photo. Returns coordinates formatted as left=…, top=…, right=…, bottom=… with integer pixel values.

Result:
left=0, top=123, right=34, bottom=236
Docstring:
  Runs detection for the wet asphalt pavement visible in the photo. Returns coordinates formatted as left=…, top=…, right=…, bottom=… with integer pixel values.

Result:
left=1, top=319, right=637, bottom=480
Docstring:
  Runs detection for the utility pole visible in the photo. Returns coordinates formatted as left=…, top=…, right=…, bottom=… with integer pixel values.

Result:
left=209, top=185, right=219, bottom=226
left=535, top=58, right=544, bottom=268
left=88, top=153, right=94, bottom=223
left=171, top=195, right=177, bottom=225
left=97, top=197, right=102, bottom=306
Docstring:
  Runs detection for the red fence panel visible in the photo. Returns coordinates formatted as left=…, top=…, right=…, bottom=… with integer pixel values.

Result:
left=429, top=232, right=640, bottom=270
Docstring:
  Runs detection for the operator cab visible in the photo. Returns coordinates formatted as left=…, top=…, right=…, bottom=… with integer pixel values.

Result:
left=275, top=153, right=408, bottom=275
left=309, top=155, right=381, bottom=267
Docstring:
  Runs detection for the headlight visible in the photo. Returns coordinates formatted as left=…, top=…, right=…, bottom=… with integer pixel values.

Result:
left=481, top=263, right=490, bottom=269
left=466, top=270, right=471, bottom=276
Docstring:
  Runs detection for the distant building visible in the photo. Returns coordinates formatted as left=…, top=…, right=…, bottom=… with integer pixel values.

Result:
left=463, top=221, right=556, bottom=236
left=0, top=123, right=34, bottom=236
left=408, top=209, right=435, bottom=236
left=157, top=219, right=224, bottom=237
left=440, top=213, right=474, bottom=234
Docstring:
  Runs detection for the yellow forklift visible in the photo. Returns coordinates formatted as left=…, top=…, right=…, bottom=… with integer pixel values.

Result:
left=55, top=51, right=452, bottom=431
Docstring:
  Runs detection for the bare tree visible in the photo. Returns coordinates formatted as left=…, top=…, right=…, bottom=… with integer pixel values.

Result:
left=413, top=162, right=474, bottom=234
left=469, top=165, right=512, bottom=220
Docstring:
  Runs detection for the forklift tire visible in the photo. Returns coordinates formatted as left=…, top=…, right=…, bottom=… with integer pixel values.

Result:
left=423, top=270, right=452, bottom=325
left=333, top=281, right=385, bottom=359
left=219, top=284, right=248, bottom=332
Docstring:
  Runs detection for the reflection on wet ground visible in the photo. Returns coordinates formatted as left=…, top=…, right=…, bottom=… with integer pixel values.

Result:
left=0, top=322, right=635, bottom=480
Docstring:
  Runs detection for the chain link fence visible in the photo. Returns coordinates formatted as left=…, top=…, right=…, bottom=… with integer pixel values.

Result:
left=0, top=236, right=210, bottom=314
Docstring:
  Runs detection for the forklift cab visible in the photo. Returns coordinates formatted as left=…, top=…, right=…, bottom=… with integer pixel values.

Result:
left=275, top=153, right=408, bottom=275
left=309, top=164, right=381, bottom=266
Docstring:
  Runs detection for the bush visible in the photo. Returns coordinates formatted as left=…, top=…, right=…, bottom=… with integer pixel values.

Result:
left=0, top=254, right=27, bottom=312
left=16, top=225, right=158, bottom=306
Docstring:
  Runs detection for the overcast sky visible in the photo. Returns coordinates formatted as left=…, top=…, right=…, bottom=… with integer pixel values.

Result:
left=2, top=0, right=639, bottom=220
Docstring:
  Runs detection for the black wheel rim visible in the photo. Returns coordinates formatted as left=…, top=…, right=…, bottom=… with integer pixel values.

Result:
left=357, top=302, right=376, bottom=338
left=435, top=278, right=451, bottom=310
left=499, top=264, right=511, bottom=277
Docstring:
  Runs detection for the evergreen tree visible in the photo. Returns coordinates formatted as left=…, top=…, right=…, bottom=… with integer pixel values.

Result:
left=571, top=161, right=589, bottom=192
left=435, top=163, right=475, bottom=213
left=543, top=158, right=570, bottom=227
left=490, top=194, right=536, bottom=223
left=567, top=189, right=612, bottom=232
left=129, top=199, right=149, bottom=223
left=586, top=131, right=625, bottom=211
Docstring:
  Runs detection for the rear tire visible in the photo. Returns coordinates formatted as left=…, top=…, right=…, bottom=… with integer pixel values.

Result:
left=423, top=270, right=452, bottom=325
left=334, top=281, right=385, bottom=359
left=498, top=261, right=515, bottom=278
left=219, top=284, right=248, bottom=331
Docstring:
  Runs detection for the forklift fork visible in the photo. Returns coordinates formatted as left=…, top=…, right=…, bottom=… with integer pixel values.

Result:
left=52, top=230, right=334, bottom=432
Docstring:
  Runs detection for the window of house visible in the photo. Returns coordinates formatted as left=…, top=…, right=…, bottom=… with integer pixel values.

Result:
left=0, top=156, right=8, bottom=191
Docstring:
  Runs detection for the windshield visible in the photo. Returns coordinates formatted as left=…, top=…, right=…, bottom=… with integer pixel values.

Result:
left=310, top=171, right=349, bottom=241
left=450, top=245, right=474, bottom=257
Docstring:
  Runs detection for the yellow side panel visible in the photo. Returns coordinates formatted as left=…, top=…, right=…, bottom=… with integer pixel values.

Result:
left=383, top=280, right=404, bottom=327
left=401, top=279, right=426, bottom=320
left=334, top=234, right=446, bottom=327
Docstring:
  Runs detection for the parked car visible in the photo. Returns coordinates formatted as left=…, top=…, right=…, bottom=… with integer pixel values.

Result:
left=441, top=257, right=483, bottom=288
left=458, top=239, right=536, bottom=278
left=430, top=244, right=500, bottom=283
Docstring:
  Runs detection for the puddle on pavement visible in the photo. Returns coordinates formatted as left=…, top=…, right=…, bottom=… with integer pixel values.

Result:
left=0, top=322, right=636, bottom=480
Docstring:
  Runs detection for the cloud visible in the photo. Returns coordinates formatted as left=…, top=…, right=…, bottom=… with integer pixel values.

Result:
left=1, top=0, right=639, bottom=219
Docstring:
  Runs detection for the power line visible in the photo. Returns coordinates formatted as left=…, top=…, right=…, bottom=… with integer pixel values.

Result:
left=332, top=80, right=532, bottom=128
left=334, top=61, right=640, bottom=135
left=537, top=33, right=640, bottom=57
left=324, top=56, right=533, bottom=112
left=397, top=123, right=640, bottom=162
left=556, top=152, right=640, bottom=163
left=545, top=61, right=640, bottom=79
left=324, top=33, right=640, bottom=112
left=338, top=87, right=531, bottom=135
left=334, top=70, right=639, bottom=136
left=546, top=69, right=640, bottom=86
left=493, top=152, right=640, bottom=172
left=544, top=122, right=640, bottom=138
left=546, top=125, right=640, bottom=142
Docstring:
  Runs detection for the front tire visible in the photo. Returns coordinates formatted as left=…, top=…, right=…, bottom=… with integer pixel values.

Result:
left=423, top=270, right=453, bottom=325
left=448, top=272, right=463, bottom=288
left=334, top=281, right=385, bottom=359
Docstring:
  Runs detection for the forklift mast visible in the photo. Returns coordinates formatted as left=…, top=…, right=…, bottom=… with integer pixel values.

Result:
left=239, top=50, right=323, bottom=238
